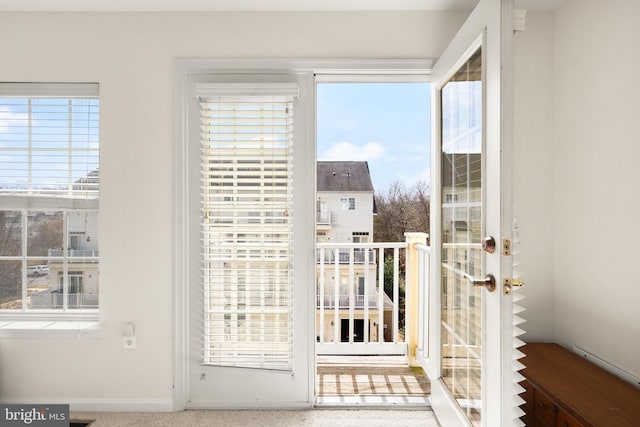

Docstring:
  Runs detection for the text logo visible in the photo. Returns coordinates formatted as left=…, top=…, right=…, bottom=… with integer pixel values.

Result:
left=1, top=405, right=68, bottom=426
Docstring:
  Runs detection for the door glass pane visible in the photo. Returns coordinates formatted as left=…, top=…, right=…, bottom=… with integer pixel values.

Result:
left=441, top=47, right=483, bottom=426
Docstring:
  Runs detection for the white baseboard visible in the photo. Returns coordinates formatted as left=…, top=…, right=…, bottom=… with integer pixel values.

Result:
left=186, top=400, right=312, bottom=410
left=0, top=398, right=174, bottom=412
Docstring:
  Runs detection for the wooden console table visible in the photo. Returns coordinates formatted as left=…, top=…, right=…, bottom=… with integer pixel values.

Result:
left=521, top=343, right=640, bottom=427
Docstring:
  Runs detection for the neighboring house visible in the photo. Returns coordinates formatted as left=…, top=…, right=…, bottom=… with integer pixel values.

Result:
left=315, top=161, right=392, bottom=343
left=441, top=153, right=482, bottom=355
left=45, top=211, right=99, bottom=308
left=27, top=171, right=100, bottom=309
left=316, top=161, right=376, bottom=244
left=442, top=153, right=481, bottom=246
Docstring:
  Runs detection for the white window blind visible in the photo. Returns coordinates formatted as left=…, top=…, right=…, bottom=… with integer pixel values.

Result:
left=0, top=83, right=99, bottom=199
left=199, top=84, right=296, bottom=370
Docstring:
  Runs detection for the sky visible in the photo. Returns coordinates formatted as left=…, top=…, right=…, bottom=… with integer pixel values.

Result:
left=316, top=82, right=431, bottom=194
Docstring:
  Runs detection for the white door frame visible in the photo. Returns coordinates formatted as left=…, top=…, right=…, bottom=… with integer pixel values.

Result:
left=172, top=59, right=432, bottom=411
left=426, top=0, right=516, bottom=425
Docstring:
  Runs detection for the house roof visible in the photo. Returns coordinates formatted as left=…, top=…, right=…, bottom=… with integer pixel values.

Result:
left=317, top=161, right=374, bottom=192
left=442, top=153, right=481, bottom=187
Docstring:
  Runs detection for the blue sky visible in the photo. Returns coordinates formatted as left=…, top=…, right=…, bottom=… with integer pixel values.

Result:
left=316, top=82, right=431, bottom=194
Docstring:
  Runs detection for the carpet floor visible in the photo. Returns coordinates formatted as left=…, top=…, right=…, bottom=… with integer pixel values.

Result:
left=72, top=409, right=440, bottom=427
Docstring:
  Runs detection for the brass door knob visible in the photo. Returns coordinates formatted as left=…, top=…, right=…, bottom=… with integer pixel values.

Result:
left=464, top=274, right=496, bottom=292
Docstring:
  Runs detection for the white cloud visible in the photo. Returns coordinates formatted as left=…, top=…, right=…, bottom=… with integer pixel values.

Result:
left=319, top=141, right=387, bottom=162
left=0, top=106, right=28, bottom=134
left=399, top=167, right=431, bottom=187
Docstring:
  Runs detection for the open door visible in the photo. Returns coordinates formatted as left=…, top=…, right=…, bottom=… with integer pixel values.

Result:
left=426, top=0, right=522, bottom=425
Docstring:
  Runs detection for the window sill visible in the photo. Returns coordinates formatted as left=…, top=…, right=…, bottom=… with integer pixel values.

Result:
left=0, top=312, right=100, bottom=338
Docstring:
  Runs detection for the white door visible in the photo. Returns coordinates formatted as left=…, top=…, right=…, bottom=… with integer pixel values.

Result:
left=427, top=0, right=521, bottom=425
left=182, top=74, right=315, bottom=409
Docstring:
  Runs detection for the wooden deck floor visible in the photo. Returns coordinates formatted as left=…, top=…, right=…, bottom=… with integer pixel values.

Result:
left=316, top=356, right=431, bottom=407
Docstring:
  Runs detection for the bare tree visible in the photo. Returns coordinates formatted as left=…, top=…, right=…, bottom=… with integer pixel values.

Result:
left=374, top=179, right=430, bottom=243
left=374, top=180, right=430, bottom=338
left=0, top=211, right=22, bottom=306
left=27, top=214, right=63, bottom=257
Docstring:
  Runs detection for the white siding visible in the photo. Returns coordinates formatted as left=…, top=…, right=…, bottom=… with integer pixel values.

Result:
left=317, top=191, right=374, bottom=242
left=68, top=211, right=99, bottom=252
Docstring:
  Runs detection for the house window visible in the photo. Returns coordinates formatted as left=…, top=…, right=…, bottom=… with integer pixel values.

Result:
left=352, top=232, right=369, bottom=243
left=340, top=197, right=356, bottom=210
left=445, top=193, right=459, bottom=203
left=58, top=272, right=83, bottom=293
left=199, top=83, right=296, bottom=370
left=0, top=83, right=99, bottom=315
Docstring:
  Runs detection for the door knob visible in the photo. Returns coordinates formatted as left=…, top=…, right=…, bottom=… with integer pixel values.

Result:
left=464, top=273, right=496, bottom=292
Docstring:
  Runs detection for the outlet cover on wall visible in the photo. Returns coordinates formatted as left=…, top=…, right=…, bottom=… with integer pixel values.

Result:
left=123, top=336, right=137, bottom=349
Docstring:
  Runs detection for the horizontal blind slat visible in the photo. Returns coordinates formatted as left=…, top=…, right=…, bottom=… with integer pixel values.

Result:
left=200, top=94, right=294, bottom=370
left=0, top=94, right=99, bottom=197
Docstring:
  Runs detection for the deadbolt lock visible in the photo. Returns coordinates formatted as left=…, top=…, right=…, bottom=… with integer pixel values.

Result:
left=482, top=236, right=496, bottom=253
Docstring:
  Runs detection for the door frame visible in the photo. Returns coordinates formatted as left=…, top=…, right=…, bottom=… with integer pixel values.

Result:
left=426, top=0, right=516, bottom=425
left=172, top=58, right=432, bottom=411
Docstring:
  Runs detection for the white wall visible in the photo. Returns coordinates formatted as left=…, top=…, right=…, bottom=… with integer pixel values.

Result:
left=552, top=0, right=640, bottom=378
left=514, top=1, right=640, bottom=379
left=513, top=11, right=556, bottom=342
left=0, top=11, right=465, bottom=409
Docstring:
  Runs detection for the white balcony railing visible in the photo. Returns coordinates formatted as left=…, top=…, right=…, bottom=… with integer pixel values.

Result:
left=316, top=294, right=380, bottom=309
left=316, top=234, right=429, bottom=357
left=28, top=292, right=99, bottom=309
left=48, top=249, right=99, bottom=257
left=414, top=242, right=431, bottom=367
left=316, top=248, right=376, bottom=264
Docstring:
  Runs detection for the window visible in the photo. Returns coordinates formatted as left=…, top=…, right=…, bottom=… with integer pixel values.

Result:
left=445, top=193, right=459, bottom=203
left=199, top=82, right=296, bottom=370
left=0, top=83, right=99, bottom=316
left=352, top=232, right=369, bottom=243
left=340, top=197, right=356, bottom=210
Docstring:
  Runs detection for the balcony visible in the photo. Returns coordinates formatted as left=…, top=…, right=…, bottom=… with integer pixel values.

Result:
left=316, top=248, right=376, bottom=264
left=315, top=233, right=430, bottom=360
left=48, top=249, right=99, bottom=257
left=316, top=210, right=331, bottom=230
left=315, top=233, right=431, bottom=406
left=28, top=292, right=99, bottom=309
left=317, top=294, right=383, bottom=310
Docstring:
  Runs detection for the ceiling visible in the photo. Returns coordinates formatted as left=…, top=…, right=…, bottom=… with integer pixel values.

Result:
left=0, top=0, right=566, bottom=12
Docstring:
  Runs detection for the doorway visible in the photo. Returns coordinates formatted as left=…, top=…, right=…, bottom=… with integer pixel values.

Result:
left=315, top=79, right=431, bottom=406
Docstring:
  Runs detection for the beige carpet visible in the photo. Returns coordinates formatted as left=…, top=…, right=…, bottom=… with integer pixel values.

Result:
left=72, top=409, right=440, bottom=427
